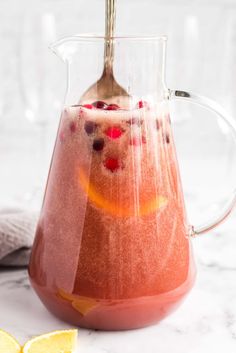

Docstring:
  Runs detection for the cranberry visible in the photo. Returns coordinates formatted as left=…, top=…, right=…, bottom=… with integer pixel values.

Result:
left=83, top=104, right=94, bottom=109
left=166, top=133, right=170, bottom=144
left=84, top=121, right=97, bottom=135
left=104, top=158, right=120, bottom=172
left=92, top=101, right=108, bottom=109
left=136, top=100, right=149, bottom=109
left=69, top=121, right=76, bottom=133
left=93, top=138, right=105, bottom=151
left=127, top=117, right=143, bottom=126
left=130, top=136, right=146, bottom=146
left=106, top=103, right=120, bottom=110
left=105, top=126, right=123, bottom=139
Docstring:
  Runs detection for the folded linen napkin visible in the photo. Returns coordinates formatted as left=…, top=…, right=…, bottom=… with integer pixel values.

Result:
left=0, top=208, right=38, bottom=266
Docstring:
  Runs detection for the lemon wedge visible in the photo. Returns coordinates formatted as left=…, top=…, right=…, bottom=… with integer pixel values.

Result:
left=22, top=329, right=77, bottom=353
left=0, top=329, right=21, bottom=353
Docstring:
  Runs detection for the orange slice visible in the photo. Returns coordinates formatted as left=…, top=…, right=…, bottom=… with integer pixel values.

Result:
left=72, top=299, right=98, bottom=316
left=78, top=168, right=167, bottom=217
left=58, top=288, right=78, bottom=302
left=0, top=329, right=21, bottom=353
left=58, top=288, right=98, bottom=316
left=22, top=329, right=77, bottom=353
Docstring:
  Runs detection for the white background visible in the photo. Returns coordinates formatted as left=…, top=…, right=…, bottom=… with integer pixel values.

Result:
left=2, top=0, right=236, bottom=221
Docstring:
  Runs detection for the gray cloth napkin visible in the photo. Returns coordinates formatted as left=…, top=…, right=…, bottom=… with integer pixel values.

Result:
left=0, top=208, right=38, bottom=266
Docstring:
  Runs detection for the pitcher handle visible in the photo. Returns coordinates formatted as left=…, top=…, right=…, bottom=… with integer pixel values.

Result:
left=169, top=89, right=236, bottom=237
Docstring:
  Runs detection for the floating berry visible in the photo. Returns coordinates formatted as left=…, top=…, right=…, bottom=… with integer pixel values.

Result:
left=136, top=100, right=149, bottom=109
left=166, top=133, right=170, bottom=144
left=69, top=121, right=76, bottom=133
left=105, top=126, right=123, bottom=139
left=93, top=138, right=105, bottom=151
left=106, top=103, right=120, bottom=110
left=104, top=158, right=120, bottom=172
left=84, top=121, right=97, bottom=135
left=130, top=136, right=146, bottom=146
left=83, top=104, right=94, bottom=109
left=92, top=101, right=108, bottom=109
left=127, top=117, right=143, bottom=126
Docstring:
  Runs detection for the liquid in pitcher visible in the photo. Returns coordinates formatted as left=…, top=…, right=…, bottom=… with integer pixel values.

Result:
left=29, top=101, right=195, bottom=330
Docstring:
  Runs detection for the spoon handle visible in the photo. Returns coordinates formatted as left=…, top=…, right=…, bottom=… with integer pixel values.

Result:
left=104, top=0, right=116, bottom=74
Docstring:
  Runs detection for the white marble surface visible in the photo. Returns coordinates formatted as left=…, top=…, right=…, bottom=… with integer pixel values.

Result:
left=0, top=212, right=236, bottom=352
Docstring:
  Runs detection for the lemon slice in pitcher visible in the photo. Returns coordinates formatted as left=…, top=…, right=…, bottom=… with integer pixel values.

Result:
left=58, top=288, right=99, bottom=316
left=78, top=168, right=167, bottom=217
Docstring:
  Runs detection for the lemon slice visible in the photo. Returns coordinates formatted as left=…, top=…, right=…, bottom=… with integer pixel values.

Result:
left=0, top=329, right=21, bottom=353
left=72, top=299, right=98, bottom=316
left=78, top=168, right=167, bottom=217
left=58, top=289, right=98, bottom=316
left=22, top=329, right=77, bottom=353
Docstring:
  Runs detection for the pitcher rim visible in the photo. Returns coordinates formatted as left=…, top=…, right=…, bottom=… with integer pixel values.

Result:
left=51, top=33, right=168, bottom=46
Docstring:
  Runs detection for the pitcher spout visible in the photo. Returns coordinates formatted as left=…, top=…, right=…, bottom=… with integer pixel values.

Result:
left=50, top=36, right=79, bottom=61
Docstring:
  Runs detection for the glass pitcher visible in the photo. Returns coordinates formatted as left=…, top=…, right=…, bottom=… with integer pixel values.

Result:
left=29, top=35, right=236, bottom=330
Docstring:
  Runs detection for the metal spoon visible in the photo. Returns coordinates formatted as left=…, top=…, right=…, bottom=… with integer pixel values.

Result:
left=79, top=0, right=129, bottom=104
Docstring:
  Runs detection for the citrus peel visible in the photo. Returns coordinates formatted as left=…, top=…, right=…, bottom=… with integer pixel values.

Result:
left=78, top=168, right=167, bottom=217
left=58, top=288, right=98, bottom=316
